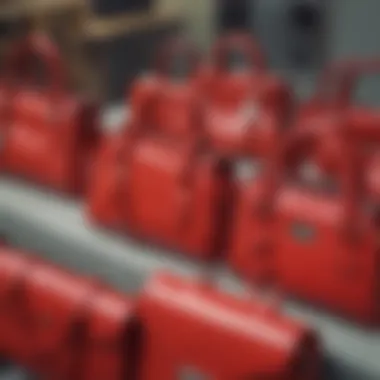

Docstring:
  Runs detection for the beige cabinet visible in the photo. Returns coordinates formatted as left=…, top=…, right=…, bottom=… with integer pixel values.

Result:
left=156, top=0, right=216, bottom=49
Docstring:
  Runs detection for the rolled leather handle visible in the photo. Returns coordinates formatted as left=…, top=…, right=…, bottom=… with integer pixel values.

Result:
left=211, top=32, right=267, bottom=72
left=313, top=58, right=380, bottom=108
left=155, top=36, right=201, bottom=79
left=2, top=32, right=66, bottom=102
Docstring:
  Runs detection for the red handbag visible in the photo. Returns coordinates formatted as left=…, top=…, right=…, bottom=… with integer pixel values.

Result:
left=81, top=286, right=139, bottom=380
left=138, top=271, right=321, bottom=380
left=20, top=260, right=97, bottom=379
left=230, top=127, right=380, bottom=324
left=88, top=129, right=232, bottom=259
left=0, top=32, right=100, bottom=194
left=201, top=32, right=292, bottom=158
left=128, top=37, right=203, bottom=140
left=277, top=130, right=379, bottom=325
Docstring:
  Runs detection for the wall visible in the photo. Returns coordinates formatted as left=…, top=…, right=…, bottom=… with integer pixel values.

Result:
left=107, top=0, right=380, bottom=102
left=329, top=0, right=380, bottom=105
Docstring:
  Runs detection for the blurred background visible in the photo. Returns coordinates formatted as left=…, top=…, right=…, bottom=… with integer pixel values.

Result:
left=1, top=0, right=380, bottom=103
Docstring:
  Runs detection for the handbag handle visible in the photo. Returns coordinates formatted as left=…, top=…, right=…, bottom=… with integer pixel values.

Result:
left=154, top=36, right=201, bottom=79
left=129, top=37, right=202, bottom=137
left=313, top=58, right=380, bottom=109
left=211, top=32, right=267, bottom=73
left=2, top=32, right=66, bottom=103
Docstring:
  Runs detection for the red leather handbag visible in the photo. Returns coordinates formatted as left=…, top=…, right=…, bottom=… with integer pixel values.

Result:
left=88, top=128, right=232, bottom=259
left=0, top=32, right=100, bottom=194
left=231, top=127, right=380, bottom=324
left=128, top=37, right=203, bottom=140
left=138, top=271, right=321, bottom=379
left=81, top=286, right=139, bottom=380
left=276, top=130, right=379, bottom=325
left=20, top=260, right=97, bottom=379
left=201, top=32, right=293, bottom=158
